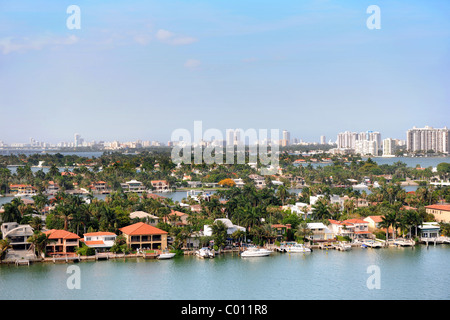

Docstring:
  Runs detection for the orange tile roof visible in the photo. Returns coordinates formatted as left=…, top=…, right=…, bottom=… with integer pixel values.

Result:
left=170, top=210, right=188, bottom=217
left=83, top=232, right=116, bottom=237
left=119, top=222, right=167, bottom=236
left=366, top=215, right=383, bottom=223
left=84, top=240, right=105, bottom=246
left=343, top=218, right=368, bottom=224
left=44, top=229, right=80, bottom=240
left=425, top=204, right=450, bottom=211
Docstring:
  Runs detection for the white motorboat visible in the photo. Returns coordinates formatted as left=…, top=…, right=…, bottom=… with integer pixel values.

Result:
left=335, top=241, right=352, bottom=251
left=195, top=247, right=215, bottom=259
left=284, top=242, right=311, bottom=253
left=241, top=246, right=272, bottom=258
left=157, top=252, right=176, bottom=259
left=361, top=239, right=383, bottom=248
left=393, top=238, right=415, bottom=247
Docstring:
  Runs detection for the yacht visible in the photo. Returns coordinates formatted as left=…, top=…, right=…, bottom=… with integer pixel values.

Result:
left=284, top=242, right=311, bottom=253
left=361, top=239, right=383, bottom=248
left=393, top=238, right=415, bottom=247
left=336, top=241, right=352, bottom=251
left=158, top=252, right=176, bottom=259
left=195, top=247, right=215, bottom=259
left=240, top=246, right=272, bottom=258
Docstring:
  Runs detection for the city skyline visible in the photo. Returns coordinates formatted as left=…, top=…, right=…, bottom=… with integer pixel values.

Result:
left=1, top=1, right=449, bottom=144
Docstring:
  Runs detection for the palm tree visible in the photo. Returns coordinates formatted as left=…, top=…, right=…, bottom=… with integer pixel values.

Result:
left=276, top=185, right=289, bottom=206
left=210, top=220, right=228, bottom=249
left=27, top=231, right=52, bottom=258
left=0, top=239, right=12, bottom=262
left=29, top=216, right=44, bottom=232
left=295, top=221, right=313, bottom=243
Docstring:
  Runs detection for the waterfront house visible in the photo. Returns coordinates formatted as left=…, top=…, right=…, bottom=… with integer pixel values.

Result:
left=119, top=222, right=168, bottom=251
left=1, top=222, right=34, bottom=251
left=306, top=223, right=335, bottom=242
left=121, top=180, right=146, bottom=193
left=44, top=229, right=80, bottom=256
left=82, top=231, right=117, bottom=252
left=271, top=224, right=291, bottom=241
left=204, top=218, right=246, bottom=237
left=129, top=211, right=160, bottom=226
left=418, top=222, right=440, bottom=239
left=425, top=204, right=450, bottom=223
left=9, top=184, right=36, bottom=195
left=45, top=181, right=60, bottom=195
left=150, top=180, right=170, bottom=192
left=89, top=181, right=110, bottom=193
left=328, top=219, right=371, bottom=241
left=187, top=181, right=202, bottom=188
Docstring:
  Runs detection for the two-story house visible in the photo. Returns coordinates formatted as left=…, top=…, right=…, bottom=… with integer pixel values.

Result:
left=1, top=222, right=34, bottom=251
left=119, top=222, right=168, bottom=251
left=44, top=229, right=81, bottom=256
left=82, top=231, right=117, bottom=252
left=121, top=180, right=146, bottom=193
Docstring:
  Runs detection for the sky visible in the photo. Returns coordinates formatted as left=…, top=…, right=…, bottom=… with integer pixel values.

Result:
left=0, top=0, right=449, bottom=145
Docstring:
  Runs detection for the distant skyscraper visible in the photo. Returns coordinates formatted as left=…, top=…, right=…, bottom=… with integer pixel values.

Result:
left=282, top=130, right=290, bottom=146
left=406, top=126, right=450, bottom=153
left=320, top=135, right=326, bottom=144
left=74, top=133, right=81, bottom=147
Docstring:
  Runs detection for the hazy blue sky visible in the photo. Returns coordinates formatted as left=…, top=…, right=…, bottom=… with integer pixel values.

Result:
left=0, top=0, right=449, bottom=144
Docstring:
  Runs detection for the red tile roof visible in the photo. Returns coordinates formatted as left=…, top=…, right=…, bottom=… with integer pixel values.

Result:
left=119, top=222, right=167, bottom=236
left=44, top=229, right=80, bottom=240
left=425, top=204, right=450, bottom=212
left=83, top=232, right=116, bottom=237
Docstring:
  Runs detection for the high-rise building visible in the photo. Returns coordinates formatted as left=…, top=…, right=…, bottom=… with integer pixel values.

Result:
left=337, top=130, right=381, bottom=151
left=282, top=130, right=290, bottom=146
left=74, top=133, right=81, bottom=147
left=382, top=138, right=395, bottom=156
left=366, top=131, right=381, bottom=150
left=320, top=135, right=326, bottom=145
left=406, top=126, right=450, bottom=154
left=337, top=131, right=358, bottom=149
left=355, top=140, right=377, bottom=156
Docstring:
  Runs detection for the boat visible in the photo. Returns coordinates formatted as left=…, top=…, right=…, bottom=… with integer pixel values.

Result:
left=361, top=239, right=383, bottom=248
left=240, top=246, right=272, bottom=258
left=195, top=247, right=215, bottom=259
left=393, top=238, right=415, bottom=247
left=284, top=242, right=311, bottom=253
left=158, top=252, right=176, bottom=259
left=335, top=241, right=352, bottom=251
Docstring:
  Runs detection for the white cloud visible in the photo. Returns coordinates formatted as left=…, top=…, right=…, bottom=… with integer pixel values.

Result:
left=133, top=34, right=152, bottom=45
left=184, top=59, right=201, bottom=70
left=155, top=29, right=197, bottom=46
left=0, top=35, right=79, bottom=54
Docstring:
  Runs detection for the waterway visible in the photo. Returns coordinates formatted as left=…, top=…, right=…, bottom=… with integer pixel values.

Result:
left=0, top=245, right=448, bottom=300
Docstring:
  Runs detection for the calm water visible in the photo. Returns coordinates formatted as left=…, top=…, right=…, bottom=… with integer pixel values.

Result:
left=0, top=246, right=448, bottom=300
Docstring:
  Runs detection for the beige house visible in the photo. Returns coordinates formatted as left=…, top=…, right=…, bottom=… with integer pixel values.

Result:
left=129, top=211, right=160, bottom=226
left=119, top=222, right=168, bottom=250
left=425, top=205, right=450, bottom=223
left=44, top=229, right=81, bottom=256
